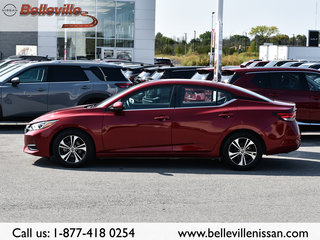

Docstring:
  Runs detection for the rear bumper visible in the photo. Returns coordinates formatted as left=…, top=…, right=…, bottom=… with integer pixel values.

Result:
left=265, top=121, right=301, bottom=155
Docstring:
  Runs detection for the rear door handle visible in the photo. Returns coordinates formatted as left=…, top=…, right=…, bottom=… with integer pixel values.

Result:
left=81, top=86, right=90, bottom=90
left=37, top=88, right=45, bottom=92
left=154, top=115, right=170, bottom=121
left=269, top=93, right=279, bottom=97
left=218, top=112, right=234, bottom=119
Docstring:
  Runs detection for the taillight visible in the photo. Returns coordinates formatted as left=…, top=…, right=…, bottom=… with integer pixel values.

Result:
left=276, top=112, right=296, bottom=121
left=116, top=83, right=132, bottom=88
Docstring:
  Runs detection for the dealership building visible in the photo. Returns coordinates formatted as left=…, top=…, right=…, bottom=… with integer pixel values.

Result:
left=0, top=0, right=155, bottom=63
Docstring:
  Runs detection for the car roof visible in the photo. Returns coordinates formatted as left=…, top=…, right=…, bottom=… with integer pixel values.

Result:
left=18, top=60, right=123, bottom=69
left=224, top=67, right=320, bottom=74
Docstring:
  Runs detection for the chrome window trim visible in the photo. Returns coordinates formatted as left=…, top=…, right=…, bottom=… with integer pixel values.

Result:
left=122, top=99, right=236, bottom=111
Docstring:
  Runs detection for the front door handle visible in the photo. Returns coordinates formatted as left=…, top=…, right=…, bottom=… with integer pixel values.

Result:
left=154, top=115, right=170, bottom=121
left=269, top=93, right=279, bottom=97
left=37, top=88, right=45, bottom=92
left=218, top=112, right=234, bottom=119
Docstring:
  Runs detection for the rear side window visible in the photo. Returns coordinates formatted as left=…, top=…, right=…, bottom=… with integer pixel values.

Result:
left=252, top=72, right=307, bottom=90
left=101, top=67, right=127, bottom=81
left=305, top=73, right=320, bottom=91
left=48, top=66, right=88, bottom=82
left=90, top=67, right=105, bottom=81
left=176, top=85, right=233, bottom=107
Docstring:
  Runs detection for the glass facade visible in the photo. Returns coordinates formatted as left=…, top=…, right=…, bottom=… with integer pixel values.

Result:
left=57, top=0, right=135, bottom=60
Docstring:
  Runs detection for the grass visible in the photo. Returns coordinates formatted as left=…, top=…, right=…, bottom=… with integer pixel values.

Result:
left=156, top=52, right=259, bottom=67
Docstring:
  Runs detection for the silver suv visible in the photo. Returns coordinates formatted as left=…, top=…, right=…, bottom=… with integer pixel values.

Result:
left=0, top=61, right=132, bottom=120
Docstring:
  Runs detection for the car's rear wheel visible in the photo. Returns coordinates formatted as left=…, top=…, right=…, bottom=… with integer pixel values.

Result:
left=52, top=129, right=95, bottom=167
left=222, top=132, right=262, bottom=170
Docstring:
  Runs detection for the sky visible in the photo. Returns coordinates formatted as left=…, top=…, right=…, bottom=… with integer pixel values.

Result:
left=155, top=0, right=319, bottom=40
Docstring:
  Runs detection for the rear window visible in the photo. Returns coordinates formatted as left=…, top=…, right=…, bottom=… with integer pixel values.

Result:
left=165, top=69, right=196, bottom=79
left=101, top=67, right=127, bottom=81
left=252, top=72, right=308, bottom=90
left=48, top=66, right=88, bottom=82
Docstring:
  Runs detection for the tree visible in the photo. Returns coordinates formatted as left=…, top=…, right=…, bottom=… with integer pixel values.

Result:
left=249, top=25, right=279, bottom=44
left=270, top=34, right=290, bottom=45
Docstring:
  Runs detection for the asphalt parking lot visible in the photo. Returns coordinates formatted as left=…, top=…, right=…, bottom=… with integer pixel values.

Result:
left=0, top=126, right=319, bottom=222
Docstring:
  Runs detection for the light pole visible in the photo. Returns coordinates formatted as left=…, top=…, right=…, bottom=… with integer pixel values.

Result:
left=210, top=12, right=215, bottom=67
left=214, top=0, right=223, bottom=82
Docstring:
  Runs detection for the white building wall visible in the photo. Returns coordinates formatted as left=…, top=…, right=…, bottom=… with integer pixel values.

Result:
left=260, top=45, right=320, bottom=61
left=37, top=0, right=155, bottom=62
left=37, top=0, right=58, bottom=59
left=133, top=0, right=155, bottom=64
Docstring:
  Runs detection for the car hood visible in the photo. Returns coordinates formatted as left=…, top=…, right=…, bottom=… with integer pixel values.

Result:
left=28, top=105, right=93, bottom=124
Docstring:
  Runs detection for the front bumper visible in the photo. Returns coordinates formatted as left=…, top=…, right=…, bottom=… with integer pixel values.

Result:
left=24, top=129, right=52, bottom=158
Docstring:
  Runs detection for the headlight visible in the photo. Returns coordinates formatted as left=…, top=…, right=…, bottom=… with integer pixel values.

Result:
left=25, top=120, right=58, bottom=133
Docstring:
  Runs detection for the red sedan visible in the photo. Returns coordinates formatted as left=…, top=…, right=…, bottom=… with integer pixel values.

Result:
left=24, top=80, right=301, bottom=170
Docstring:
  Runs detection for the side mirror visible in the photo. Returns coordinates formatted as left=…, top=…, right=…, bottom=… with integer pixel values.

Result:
left=11, top=77, right=20, bottom=86
left=110, top=101, right=124, bottom=111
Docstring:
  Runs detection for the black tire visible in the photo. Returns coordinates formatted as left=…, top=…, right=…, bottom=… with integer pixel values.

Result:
left=221, top=132, right=263, bottom=170
left=52, top=129, right=95, bottom=167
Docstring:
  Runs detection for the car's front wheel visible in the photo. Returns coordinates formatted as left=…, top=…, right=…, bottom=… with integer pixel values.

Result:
left=52, top=129, right=95, bottom=167
left=222, top=132, right=263, bottom=170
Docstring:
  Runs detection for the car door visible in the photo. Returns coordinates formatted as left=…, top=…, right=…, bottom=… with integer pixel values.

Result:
left=102, top=85, right=174, bottom=152
left=172, top=85, right=236, bottom=152
left=251, top=72, right=311, bottom=122
left=304, top=72, right=320, bottom=122
left=47, top=65, right=92, bottom=111
left=1, top=66, right=48, bottom=118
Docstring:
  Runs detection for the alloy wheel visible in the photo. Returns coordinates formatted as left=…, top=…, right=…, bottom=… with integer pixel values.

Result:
left=58, top=135, right=87, bottom=163
left=228, top=137, right=257, bottom=166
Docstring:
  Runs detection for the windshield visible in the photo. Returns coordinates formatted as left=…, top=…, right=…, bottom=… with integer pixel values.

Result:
left=192, top=72, right=209, bottom=80
left=0, top=64, right=25, bottom=82
left=95, top=84, right=141, bottom=108
left=151, top=71, right=164, bottom=80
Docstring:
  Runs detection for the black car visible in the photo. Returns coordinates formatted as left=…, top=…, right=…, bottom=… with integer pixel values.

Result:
left=154, top=57, right=174, bottom=67
left=150, top=66, right=202, bottom=81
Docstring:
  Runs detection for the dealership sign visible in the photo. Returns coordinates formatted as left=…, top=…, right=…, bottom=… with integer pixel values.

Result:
left=19, top=4, right=98, bottom=28
left=1, top=2, right=98, bottom=29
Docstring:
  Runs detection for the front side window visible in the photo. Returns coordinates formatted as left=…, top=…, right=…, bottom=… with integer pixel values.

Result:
left=176, top=85, right=232, bottom=107
left=305, top=73, right=320, bottom=91
left=121, top=85, right=174, bottom=110
left=16, top=67, right=47, bottom=83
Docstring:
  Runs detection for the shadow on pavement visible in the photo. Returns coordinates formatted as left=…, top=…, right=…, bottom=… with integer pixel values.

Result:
left=33, top=155, right=320, bottom=177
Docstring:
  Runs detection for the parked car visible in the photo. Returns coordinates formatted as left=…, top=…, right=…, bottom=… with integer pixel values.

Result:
left=240, top=59, right=261, bottom=68
left=150, top=66, right=201, bottom=80
left=263, top=60, right=296, bottom=67
left=8, top=55, right=51, bottom=61
left=298, top=62, right=320, bottom=70
left=133, top=67, right=160, bottom=84
left=0, top=61, right=132, bottom=120
left=24, top=79, right=300, bottom=170
left=154, top=57, right=174, bottom=67
left=222, top=67, right=320, bottom=124
left=123, top=65, right=155, bottom=82
left=280, top=62, right=305, bottom=68
left=191, top=67, right=236, bottom=82
left=246, top=61, right=269, bottom=67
